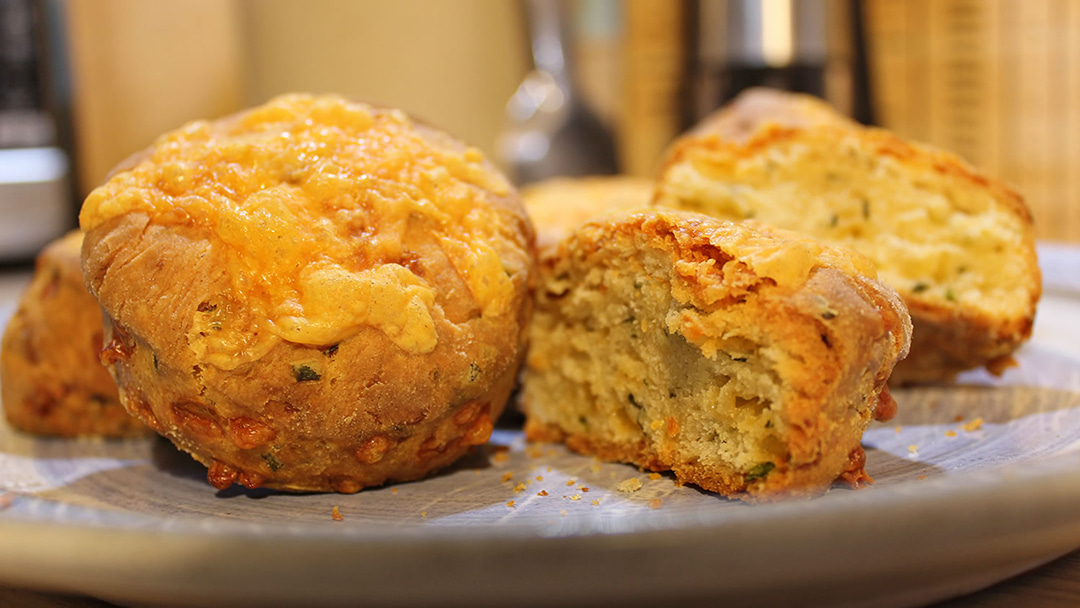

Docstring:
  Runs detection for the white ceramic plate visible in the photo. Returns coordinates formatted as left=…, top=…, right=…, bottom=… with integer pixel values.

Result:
left=1, top=245, right=1079, bottom=608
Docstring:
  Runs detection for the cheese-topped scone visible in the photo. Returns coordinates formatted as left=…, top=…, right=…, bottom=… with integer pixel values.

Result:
left=80, top=94, right=534, bottom=493
left=656, top=89, right=1040, bottom=384
left=522, top=176, right=655, bottom=252
left=1, top=231, right=148, bottom=437
left=522, top=209, right=910, bottom=500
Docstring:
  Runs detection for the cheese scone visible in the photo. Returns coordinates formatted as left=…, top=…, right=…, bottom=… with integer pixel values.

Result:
left=656, top=90, right=1040, bottom=384
left=522, top=176, right=654, bottom=251
left=689, top=87, right=857, bottom=141
left=1, top=231, right=148, bottom=437
left=80, top=94, right=534, bottom=493
left=522, top=209, right=910, bottom=500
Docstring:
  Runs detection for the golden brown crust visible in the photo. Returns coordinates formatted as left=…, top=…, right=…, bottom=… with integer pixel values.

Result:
left=688, top=87, right=858, bottom=142
left=657, top=97, right=1040, bottom=384
left=1, top=232, right=148, bottom=437
left=522, top=209, right=910, bottom=501
left=521, top=176, right=655, bottom=252
left=81, top=96, right=534, bottom=492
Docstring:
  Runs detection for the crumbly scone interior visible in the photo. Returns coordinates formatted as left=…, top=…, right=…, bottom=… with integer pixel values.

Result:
left=659, top=129, right=1032, bottom=321
left=526, top=237, right=790, bottom=475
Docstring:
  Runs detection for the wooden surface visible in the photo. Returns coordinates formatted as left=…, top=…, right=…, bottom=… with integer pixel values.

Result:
left=1, top=547, right=1079, bottom=606
left=942, top=549, right=1080, bottom=606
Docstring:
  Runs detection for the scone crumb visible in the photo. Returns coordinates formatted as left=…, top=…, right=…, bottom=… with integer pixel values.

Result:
left=514, top=482, right=527, bottom=493
left=391, top=488, right=398, bottom=494
left=569, top=494, right=581, bottom=501
left=945, top=430, right=957, bottom=438
left=963, top=418, right=984, bottom=432
left=547, top=466, right=553, bottom=472
left=648, top=473, right=662, bottom=480
left=589, top=463, right=602, bottom=473
left=591, top=499, right=601, bottom=506
left=538, top=490, right=549, bottom=496
left=559, top=509, right=568, bottom=517
left=506, top=500, right=516, bottom=508
left=907, top=445, right=919, bottom=454
left=566, top=479, right=576, bottom=486
left=894, top=426, right=903, bottom=433
left=580, top=486, right=589, bottom=492
left=666, top=417, right=680, bottom=437
left=420, top=511, right=428, bottom=518
left=331, top=506, right=343, bottom=521
left=501, top=471, right=514, bottom=482
left=535, top=475, right=544, bottom=482
left=617, top=478, right=644, bottom=492
left=648, top=499, right=663, bottom=510
left=917, top=475, right=928, bottom=481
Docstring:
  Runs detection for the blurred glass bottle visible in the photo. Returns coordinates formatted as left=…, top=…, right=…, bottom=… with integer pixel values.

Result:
left=0, top=0, right=72, bottom=262
left=498, top=0, right=618, bottom=185
left=686, top=0, right=873, bottom=126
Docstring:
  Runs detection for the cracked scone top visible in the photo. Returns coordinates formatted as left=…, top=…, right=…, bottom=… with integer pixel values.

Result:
left=80, top=94, right=534, bottom=493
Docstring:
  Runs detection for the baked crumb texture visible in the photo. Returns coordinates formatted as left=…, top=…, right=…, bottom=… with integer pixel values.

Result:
left=522, top=210, right=910, bottom=501
left=1, top=231, right=148, bottom=437
left=656, top=90, right=1040, bottom=384
left=80, top=94, right=534, bottom=492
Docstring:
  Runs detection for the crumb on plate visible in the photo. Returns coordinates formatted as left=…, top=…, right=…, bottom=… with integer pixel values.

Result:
left=963, top=417, right=984, bottom=432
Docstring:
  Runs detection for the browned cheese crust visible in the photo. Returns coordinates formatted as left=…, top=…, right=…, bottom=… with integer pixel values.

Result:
left=522, top=209, right=910, bottom=501
left=1, top=231, right=148, bottom=437
left=656, top=90, right=1040, bottom=384
left=79, top=95, right=534, bottom=493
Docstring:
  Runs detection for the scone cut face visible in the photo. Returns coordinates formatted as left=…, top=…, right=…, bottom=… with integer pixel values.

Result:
left=1, top=231, right=148, bottom=438
left=657, top=107, right=1040, bottom=384
left=80, top=94, right=534, bottom=493
left=522, top=210, right=911, bottom=501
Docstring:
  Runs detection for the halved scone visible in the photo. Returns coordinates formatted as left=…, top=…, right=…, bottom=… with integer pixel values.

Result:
left=522, top=209, right=910, bottom=500
left=656, top=90, right=1040, bottom=384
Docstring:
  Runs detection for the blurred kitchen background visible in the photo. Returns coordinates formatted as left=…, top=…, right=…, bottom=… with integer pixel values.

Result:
left=2, top=0, right=1080, bottom=265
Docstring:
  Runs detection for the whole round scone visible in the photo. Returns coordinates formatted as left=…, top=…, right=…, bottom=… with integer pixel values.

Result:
left=1, top=231, right=148, bottom=437
left=79, top=94, right=535, bottom=493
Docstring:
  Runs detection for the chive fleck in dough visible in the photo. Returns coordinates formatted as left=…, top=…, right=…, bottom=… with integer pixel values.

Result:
left=656, top=88, right=1040, bottom=384
left=522, top=209, right=910, bottom=501
left=79, top=94, right=534, bottom=493
left=1, top=231, right=148, bottom=437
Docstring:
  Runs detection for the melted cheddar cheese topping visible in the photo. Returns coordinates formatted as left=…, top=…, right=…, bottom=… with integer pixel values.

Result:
left=81, top=94, right=516, bottom=367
